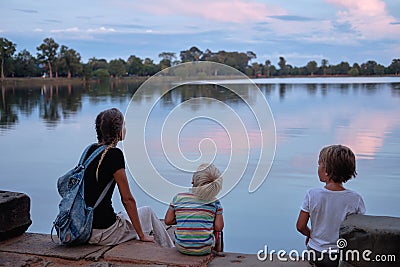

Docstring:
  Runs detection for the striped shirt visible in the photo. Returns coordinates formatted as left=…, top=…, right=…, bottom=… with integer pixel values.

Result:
left=169, top=192, right=223, bottom=255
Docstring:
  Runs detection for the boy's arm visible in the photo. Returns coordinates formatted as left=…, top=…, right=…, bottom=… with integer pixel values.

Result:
left=296, top=210, right=311, bottom=240
left=164, top=207, right=177, bottom=225
left=214, top=214, right=224, bottom=231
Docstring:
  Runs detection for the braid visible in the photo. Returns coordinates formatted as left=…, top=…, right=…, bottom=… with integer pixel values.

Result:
left=94, top=108, right=124, bottom=181
left=95, top=111, right=105, bottom=143
left=96, top=144, right=113, bottom=181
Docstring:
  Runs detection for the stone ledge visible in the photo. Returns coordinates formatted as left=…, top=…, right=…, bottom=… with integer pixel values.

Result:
left=0, top=233, right=311, bottom=266
left=339, top=214, right=400, bottom=267
left=0, top=191, right=32, bottom=240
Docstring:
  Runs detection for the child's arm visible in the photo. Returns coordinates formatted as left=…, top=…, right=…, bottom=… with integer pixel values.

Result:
left=296, top=210, right=311, bottom=243
left=164, top=207, right=177, bottom=225
left=214, top=214, right=224, bottom=231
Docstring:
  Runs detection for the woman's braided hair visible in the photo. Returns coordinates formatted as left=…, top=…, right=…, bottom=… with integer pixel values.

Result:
left=95, top=108, right=124, bottom=181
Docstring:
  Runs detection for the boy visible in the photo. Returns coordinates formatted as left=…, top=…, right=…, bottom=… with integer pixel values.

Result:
left=164, top=163, right=224, bottom=255
left=296, top=145, right=365, bottom=267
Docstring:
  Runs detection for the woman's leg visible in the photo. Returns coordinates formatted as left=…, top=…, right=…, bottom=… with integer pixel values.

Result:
left=137, top=206, right=175, bottom=248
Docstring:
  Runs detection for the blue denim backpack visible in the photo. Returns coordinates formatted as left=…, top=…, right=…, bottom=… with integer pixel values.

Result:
left=51, top=144, right=112, bottom=245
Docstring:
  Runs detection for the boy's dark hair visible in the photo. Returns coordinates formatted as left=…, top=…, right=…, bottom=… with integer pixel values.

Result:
left=319, top=145, right=357, bottom=183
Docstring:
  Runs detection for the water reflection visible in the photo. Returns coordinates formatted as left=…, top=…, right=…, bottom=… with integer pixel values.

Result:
left=0, top=81, right=141, bottom=131
left=0, top=78, right=399, bottom=254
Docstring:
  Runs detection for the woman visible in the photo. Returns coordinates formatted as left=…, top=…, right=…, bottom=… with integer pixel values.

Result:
left=83, top=108, right=174, bottom=247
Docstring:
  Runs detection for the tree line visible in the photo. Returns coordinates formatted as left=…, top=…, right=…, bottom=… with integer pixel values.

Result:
left=1, top=37, right=399, bottom=80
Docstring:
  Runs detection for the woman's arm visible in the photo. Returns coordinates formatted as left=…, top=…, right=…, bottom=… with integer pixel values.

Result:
left=214, top=214, right=224, bottom=232
left=296, top=210, right=311, bottom=244
left=114, top=168, right=154, bottom=242
left=164, top=208, right=176, bottom=225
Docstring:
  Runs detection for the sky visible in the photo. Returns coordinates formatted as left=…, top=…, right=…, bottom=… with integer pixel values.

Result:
left=1, top=0, right=400, bottom=67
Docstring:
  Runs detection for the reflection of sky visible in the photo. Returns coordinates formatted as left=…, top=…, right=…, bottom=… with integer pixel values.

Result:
left=1, top=81, right=400, bottom=254
left=142, top=88, right=266, bottom=187
left=267, top=83, right=400, bottom=162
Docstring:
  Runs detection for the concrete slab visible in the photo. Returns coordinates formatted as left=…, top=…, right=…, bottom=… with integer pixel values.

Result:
left=104, top=239, right=213, bottom=266
left=208, top=253, right=312, bottom=267
left=0, top=233, right=111, bottom=260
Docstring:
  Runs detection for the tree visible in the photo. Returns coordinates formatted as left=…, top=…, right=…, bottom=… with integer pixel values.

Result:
left=142, top=58, right=160, bottom=76
left=127, top=55, right=143, bottom=75
left=36, top=38, right=59, bottom=78
left=306, top=61, right=318, bottom=76
left=88, top=57, right=108, bottom=72
left=264, top=60, right=271, bottom=77
left=180, top=46, right=203, bottom=62
left=360, top=60, right=379, bottom=75
left=332, top=61, right=350, bottom=75
left=246, top=51, right=257, bottom=62
left=158, top=52, right=176, bottom=69
left=59, top=45, right=82, bottom=78
left=278, top=56, right=287, bottom=75
left=388, top=59, right=400, bottom=75
left=13, top=49, right=40, bottom=77
left=321, top=59, right=328, bottom=75
left=0, top=38, right=16, bottom=79
left=108, top=58, right=126, bottom=78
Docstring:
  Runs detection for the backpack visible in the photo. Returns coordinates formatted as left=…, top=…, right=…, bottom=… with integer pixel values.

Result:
left=51, top=144, right=113, bottom=245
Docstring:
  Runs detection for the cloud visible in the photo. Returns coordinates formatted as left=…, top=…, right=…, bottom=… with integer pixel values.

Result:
left=87, top=27, right=116, bottom=33
left=268, top=15, right=314, bottom=22
left=325, top=0, right=400, bottom=39
left=13, top=8, right=38, bottom=13
left=44, top=19, right=62, bottom=24
left=50, top=27, right=80, bottom=33
left=103, top=23, right=147, bottom=30
left=128, top=0, right=284, bottom=23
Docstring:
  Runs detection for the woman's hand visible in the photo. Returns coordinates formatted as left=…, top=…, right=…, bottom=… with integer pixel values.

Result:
left=139, top=234, right=155, bottom=243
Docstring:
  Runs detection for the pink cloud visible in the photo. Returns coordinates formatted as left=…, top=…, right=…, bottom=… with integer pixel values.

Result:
left=325, top=0, right=399, bottom=39
left=135, top=0, right=282, bottom=23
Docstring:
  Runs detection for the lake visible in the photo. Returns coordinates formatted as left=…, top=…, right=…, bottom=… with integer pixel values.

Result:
left=1, top=76, right=400, bottom=254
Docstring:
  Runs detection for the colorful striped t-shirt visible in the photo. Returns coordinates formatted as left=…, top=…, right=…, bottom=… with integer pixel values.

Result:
left=169, top=192, right=223, bottom=255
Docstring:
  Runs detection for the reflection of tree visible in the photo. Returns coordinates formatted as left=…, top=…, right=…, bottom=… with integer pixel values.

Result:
left=306, top=84, right=317, bottom=95
left=0, top=81, right=141, bottom=132
left=390, top=83, right=400, bottom=98
left=0, top=85, right=18, bottom=129
left=159, top=84, right=248, bottom=110
left=39, top=85, right=61, bottom=128
left=279, top=84, right=286, bottom=100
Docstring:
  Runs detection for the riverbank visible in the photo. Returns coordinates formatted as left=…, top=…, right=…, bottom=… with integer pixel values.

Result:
left=0, top=76, right=147, bottom=88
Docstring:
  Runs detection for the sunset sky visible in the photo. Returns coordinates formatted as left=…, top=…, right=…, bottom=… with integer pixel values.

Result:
left=1, top=0, right=399, bottom=67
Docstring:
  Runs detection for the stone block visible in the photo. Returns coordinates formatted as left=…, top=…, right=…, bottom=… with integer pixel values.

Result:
left=339, top=214, right=400, bottom=267
left=0, top=191, right=32, bottom=240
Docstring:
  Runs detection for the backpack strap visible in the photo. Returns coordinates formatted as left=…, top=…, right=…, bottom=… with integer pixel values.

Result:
left=83, top=144, right=113, bottom=209
left=93, top=179, right=114, bottom=209
left=82, top=144, right=107, bottom=168
left=78, top=144, right=95, bottom=165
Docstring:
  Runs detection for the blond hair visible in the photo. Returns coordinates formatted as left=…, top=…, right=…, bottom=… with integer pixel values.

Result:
left=192, top=163, right=223, bottom=201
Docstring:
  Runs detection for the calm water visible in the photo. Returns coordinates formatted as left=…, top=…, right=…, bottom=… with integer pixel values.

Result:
left=1, top=77, right=400, bottom=254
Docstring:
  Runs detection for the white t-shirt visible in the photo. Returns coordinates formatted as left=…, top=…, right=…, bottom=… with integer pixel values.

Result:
left=301, top=187, right=366, bottom=252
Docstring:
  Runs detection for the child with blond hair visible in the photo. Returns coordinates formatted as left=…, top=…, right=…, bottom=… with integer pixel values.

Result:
left=164, top=163, right=224, bottom=255
left=296, top=145, right=366, bottom=267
